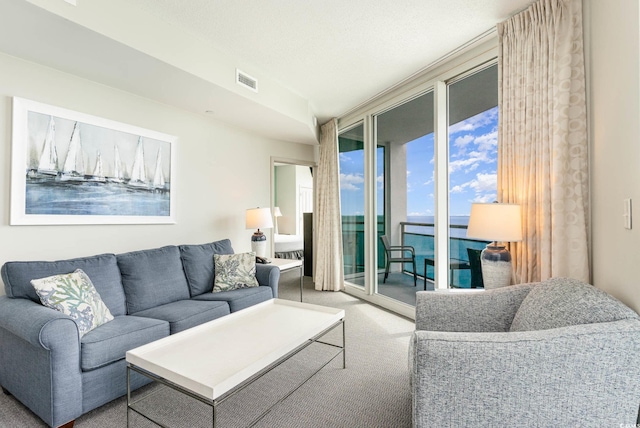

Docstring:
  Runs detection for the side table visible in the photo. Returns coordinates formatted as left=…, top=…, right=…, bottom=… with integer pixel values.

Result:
left=270, top=258, right=304, bottom=302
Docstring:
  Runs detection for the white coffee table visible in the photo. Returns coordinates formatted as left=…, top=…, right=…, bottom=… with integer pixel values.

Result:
left=126, top=298, right=345, bottom=427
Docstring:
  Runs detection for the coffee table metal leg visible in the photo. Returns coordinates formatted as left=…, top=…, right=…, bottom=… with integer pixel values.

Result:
left=342, top=319, right=346, bottom=368
left=126, top=366, right=130, bottom=427
left=299, top=265, right=303, bottom=302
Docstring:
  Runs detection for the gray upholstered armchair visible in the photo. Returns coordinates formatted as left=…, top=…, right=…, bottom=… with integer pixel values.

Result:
left=410, top=278, right=640, bottom=427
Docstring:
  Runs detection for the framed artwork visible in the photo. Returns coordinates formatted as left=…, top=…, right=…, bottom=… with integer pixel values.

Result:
left=10, top=97, right=177, bottom=225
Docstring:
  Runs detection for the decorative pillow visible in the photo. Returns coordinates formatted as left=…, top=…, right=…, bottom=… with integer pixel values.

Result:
left=31, top=269, right=114, bottom=337
left=213, top=252, right=259, bottom=292
left=510, top=277, right=639, bottom=332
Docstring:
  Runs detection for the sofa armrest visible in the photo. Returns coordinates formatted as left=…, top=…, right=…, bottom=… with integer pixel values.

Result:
left=410, top=319, right=640, bottom=427
left=255, top=264, right=280, bottom=298
left=0, top=296, right=82, bottom=427
left=415, top=283, right=536, bottom=332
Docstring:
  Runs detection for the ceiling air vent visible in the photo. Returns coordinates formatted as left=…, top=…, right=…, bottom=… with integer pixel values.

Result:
left=236, top=69, right=258, bottom=93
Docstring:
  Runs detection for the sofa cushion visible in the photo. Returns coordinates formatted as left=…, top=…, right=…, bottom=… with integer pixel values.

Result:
left=131, top=300, right=230, bottom=334
left=179, top=239, right=235, bottom=296
left=117, top=246, right=190, bottom=314
left=192, top=286, right=273, bottom=312
left=80, top=315, right=169, bottom=371
left=213, top=252, right=259, bottom=292
left=1, top=253, right=127, bottom=316
left=510, top=278, right=640, bottom=332
left=31, top=269, right=114, bottom=337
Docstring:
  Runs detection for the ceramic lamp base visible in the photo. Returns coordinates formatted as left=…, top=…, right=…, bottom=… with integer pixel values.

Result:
left=480, top=244, right=512, bottom=289
left=251, top=231, right=267, bottom=258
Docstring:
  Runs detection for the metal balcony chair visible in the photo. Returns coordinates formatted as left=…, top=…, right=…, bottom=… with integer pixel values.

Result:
left=380, top=235, right=417, bottom=287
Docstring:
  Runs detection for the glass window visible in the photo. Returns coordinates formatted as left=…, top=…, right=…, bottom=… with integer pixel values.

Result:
left=447, top=64, right=497, bottom=288
left=338, top=124, right=365, bottom=286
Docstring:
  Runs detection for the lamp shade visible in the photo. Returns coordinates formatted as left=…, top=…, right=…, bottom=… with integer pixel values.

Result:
left=466, top=203, right=522, bottom=242
left=246, top=207, right=273, bottom=230
left=273, top=207, right=283, bottom=217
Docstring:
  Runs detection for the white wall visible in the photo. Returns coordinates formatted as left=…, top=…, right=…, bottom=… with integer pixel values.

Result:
left=586, top=0, right=640, bottom=313
left=0, top=52, right=314, bottom=295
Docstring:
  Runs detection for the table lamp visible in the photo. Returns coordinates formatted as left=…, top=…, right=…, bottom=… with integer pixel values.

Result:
left=466, top=202, right=522, bottom=289
left=273, top=207, right=282, bottom=234
left=246, top=207, right=273, bottom=258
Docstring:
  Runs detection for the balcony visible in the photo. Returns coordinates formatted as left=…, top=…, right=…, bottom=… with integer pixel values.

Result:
left=342, top=218, right=489, bottom=306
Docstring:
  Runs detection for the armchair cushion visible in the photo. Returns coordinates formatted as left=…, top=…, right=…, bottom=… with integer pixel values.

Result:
left=510, top=278, right=639, bottom=332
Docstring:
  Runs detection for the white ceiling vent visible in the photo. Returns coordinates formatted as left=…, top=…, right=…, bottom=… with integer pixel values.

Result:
left=236, top=69, right=258, bottom=93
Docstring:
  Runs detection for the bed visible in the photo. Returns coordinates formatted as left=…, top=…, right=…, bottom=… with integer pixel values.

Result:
left=274, top=233, right=304, bottom=259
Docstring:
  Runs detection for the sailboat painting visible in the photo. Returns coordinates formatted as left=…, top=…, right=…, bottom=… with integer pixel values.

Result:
left=11, top=97, right=176, bottom=225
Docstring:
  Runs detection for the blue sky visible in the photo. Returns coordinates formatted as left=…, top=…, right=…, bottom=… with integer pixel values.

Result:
left=339, top=106, right=498, bottom=217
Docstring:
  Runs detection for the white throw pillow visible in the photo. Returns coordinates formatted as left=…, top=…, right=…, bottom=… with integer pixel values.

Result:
left=213, top=252, right=259, bottom=292
left=31, top=269, right=114, bottom=337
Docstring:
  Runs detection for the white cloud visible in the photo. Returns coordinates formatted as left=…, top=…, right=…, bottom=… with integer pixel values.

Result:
left=472, top=193, right=497, bottom=203
left=454, top=134, right=474, bottom=149
left=340, top=173, right=364, bottom=191
left=449, top=107, right=498, bottom=135
left=469, top=172, right=497, bottom=193
left=339, top=153, right=352, bottom=163
left=474, top=130, right=498, bottom=152
left=449, top=173, right=497, bottom=201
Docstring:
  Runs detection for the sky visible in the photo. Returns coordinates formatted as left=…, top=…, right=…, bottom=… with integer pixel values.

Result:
left=339, top=106, right=498, bottom=218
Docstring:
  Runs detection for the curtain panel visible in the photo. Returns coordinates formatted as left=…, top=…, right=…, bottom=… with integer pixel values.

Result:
left=314, top=119, right=345, bottom=291
left=497, top=0, right=589, bottom=283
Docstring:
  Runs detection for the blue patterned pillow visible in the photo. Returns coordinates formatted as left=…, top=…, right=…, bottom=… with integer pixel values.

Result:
left=31, top=269, right=114, bottom=337
left=213, top=253, right=259, bottom=292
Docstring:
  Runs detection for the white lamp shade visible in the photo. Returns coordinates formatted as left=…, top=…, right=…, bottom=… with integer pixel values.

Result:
left=246, top=207, right=273, bottom=230
left=466, top=203, right=522, bottom=242
left=273, top=207, right=283, bottom=217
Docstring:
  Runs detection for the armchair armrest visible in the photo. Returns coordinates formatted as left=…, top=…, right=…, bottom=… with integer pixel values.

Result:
left=411, top=319, right=640, bottom=426
left=255, top=264, right=280, bottom=298
left=0, top=296, right=82, bottom=427
left=415, top=283, right=536, bottom=332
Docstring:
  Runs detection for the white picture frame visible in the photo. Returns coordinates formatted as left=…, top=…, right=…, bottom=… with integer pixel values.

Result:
left=10, top=97, right=177, bottom=225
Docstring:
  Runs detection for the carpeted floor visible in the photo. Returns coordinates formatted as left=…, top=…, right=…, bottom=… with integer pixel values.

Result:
left=0, top=270, right=415, bottom=427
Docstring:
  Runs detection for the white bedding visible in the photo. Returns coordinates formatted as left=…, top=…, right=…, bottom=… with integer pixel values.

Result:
left=274, top=234, right=303, bottom=253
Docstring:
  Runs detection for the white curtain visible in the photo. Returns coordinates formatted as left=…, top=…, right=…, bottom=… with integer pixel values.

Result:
left=314, top=119, right=345, bottom=291
left=497, top=0, right=590, bottom=284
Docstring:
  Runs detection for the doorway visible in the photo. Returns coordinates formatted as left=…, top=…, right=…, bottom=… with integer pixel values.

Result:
left=271, top=158, right=316, bottom=275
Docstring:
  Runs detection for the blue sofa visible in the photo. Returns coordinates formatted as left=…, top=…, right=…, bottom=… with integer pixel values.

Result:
left=0, top=239, right=280, bottom=428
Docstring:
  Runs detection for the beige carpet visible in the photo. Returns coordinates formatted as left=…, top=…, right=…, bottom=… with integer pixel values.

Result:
left=0, top=270, right=414, bottom=427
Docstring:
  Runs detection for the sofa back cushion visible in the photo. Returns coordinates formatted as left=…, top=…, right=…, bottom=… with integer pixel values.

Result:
left=1, top=253, right=127, bottom=316
left=178, top=239, right=234, bottom=296
left=510, top=277, right=639, bottom=332
left=116, top=246, right=190, bottom=314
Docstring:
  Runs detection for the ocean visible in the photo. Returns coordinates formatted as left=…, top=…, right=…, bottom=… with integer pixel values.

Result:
left=25, top=178, right=170, bottom=217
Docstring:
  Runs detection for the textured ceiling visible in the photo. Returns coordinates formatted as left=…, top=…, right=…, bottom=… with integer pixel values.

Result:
left=128, top=0, right=534, bottom=123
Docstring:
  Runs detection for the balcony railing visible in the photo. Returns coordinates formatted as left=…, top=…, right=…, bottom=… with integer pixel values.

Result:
left=342, top=218, right=489, bottom=288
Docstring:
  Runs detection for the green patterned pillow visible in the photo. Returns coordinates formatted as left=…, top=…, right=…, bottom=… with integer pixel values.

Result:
left=213, top=252, right=259, bottom=292
left=31, top=269, right=114, bottom=337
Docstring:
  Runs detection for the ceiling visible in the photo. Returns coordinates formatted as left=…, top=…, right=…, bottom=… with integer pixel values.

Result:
left=1, top=0, right=534, bottom=144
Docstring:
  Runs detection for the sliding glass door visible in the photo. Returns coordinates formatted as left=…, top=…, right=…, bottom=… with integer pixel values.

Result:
left=338, top=123, right=365, bottom=286
left=374, top=91, right=435, bottom=305
left=337, top=50, right=498, bottom=315
left=447, top=65, right=498, bottom=288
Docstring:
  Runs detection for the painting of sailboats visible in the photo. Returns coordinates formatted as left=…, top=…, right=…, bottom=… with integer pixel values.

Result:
left=11, top=97, right=176, bottom=225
